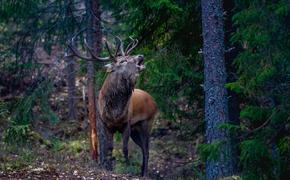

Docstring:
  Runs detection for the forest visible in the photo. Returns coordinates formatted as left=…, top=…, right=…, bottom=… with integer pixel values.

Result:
left=0, top=0, right=289, bottom=179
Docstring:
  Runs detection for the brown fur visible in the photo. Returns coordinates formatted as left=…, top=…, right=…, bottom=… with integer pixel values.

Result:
left=97, top=57, right=157, bottom=176
left=130, top=89, right=157, bottom=129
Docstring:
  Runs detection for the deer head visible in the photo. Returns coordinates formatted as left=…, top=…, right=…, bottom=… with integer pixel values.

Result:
left=97, top=37, right=145, bottom=121
left=67, top=29, right=145, bottom=80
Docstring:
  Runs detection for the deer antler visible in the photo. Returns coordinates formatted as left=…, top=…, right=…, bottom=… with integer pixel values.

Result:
left=114, top=39, right=121, bottom=59
left=126, top=37, right=139, bottom=55
left=67, top=30, right=138, bottom=61
left=125, top=38, right=134, bottom=54
left=83, top=39, right=111, bottom=61
left=67, top=28, right=111, bottom=61
left=115, top=36, right=125, bottom=56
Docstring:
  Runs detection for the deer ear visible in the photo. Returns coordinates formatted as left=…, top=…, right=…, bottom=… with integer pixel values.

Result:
left=104, top=63, right=113, bottom=72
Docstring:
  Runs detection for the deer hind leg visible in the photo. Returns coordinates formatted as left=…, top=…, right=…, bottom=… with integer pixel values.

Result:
left=122, top=123, right=130, bottom=164
left=130, top=120, right=149, bottom=177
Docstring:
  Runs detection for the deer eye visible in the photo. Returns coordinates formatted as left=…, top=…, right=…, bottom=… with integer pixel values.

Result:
left=119, top=60, right=126, bottom=63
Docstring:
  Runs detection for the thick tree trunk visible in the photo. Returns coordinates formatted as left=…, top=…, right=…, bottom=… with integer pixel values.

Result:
left=96, top=93, right=111, bottom=169
left=201, top=0, right=235, bottom=179
left=65, top=0, right=77, bottom=121
left=85, top=0, right=101, bottom=161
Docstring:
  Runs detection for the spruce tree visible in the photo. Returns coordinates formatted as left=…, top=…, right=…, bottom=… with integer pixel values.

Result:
left=201, top=0, right=235, bottom=178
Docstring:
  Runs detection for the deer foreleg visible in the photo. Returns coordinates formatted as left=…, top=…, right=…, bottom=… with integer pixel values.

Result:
left=103, top=126, right=114, bottom=171
left=122, top=122, right=131, bottom=164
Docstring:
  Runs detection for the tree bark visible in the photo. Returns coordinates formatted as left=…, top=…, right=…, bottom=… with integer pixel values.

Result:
left=85, top=0, right=101, bottom=162
left=65, top=52, right=77, bottom=120
left=65, top=0, right=77, bottom=121
left=96, top=93, right=111, bottom=169
left=201, top=0, right=235, bottom=179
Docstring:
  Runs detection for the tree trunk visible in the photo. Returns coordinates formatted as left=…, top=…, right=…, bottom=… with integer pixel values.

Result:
left=65, top=0, right=77, bottom=121
left=66, top=53, right=77, bottom=120
left=201, top=0, right=235, bottom=179
left=96, top=94, right=112, bottom=170
left=85, top=0, right=101, bottom=162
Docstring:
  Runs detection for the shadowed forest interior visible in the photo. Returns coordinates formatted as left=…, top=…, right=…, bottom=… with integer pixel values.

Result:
left=0, top=0, right=289, bottom=179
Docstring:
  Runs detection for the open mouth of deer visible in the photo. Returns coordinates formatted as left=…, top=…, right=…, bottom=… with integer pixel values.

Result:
left=137, top=55, right=144, bottom=65
left=136, top=55, right=145, bottom=71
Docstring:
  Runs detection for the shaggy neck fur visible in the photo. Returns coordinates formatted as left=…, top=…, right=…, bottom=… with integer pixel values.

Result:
left=100, top=71, right=134, bottom=124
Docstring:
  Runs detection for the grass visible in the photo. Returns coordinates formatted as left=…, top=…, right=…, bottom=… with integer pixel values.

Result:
left=114, top=148, right=142, bottom=175
left=0, top=119, right=205, bottom=179
left=0, top=143, right=36, bottom=171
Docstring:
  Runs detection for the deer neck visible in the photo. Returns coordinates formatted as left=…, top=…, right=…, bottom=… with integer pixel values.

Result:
left=99, top=72, right=134, bottom=124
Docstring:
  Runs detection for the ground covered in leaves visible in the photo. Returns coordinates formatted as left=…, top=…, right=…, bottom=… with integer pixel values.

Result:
left=0, top=116, right=205, bottom=179
left=0, top=78, right=205, bottom=179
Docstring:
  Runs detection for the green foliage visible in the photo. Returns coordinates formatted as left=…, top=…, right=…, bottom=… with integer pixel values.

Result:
left=226, top=82, right=243, bottom=94
left=231, top=0, right=290, bottom=97
left=0, top=0, right=45, bottom=21
left=198, top=141, right=223, bottom=162
left=219, top=123, right=241, bottom=136
left=50, top=138, right=88, bottom=156
left=66, top=140, right=86, bottom=154
left=0, top=0, right=289, bottom=178
left=0, top=0, right=80, bottom=147
left=13, top=78, right=58, bottom=125
left=114, top=131, right=122, bottom=143
left=103, top=0, right=203, bottom=121
left=138, top=48, right=202, bottom=120
left=50, top=138, right=65, bottom=152
left=103, top=1, right=290, bottom=178
left=230, top=0, right=290, bottom=178
left=3, top=78, right=58, bottom=144
left=278, top=137, right=290, bottom=154
left=3, top=124, right=30, bottom=144
left=0, top=143, right=36, bottom=171
left=115, top=159, right=140, bottom=175
left=0, top=100, right=9, bottom=118
left=197, top=1, right=290, bottom=178
left=114, top=149, right=141, bottom=175
left=240, top=139, right=274, bottom=179
left=240, top=106, right=270, bottom=123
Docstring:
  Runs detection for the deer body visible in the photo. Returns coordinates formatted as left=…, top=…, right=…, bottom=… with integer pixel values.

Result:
left=130, top=89, right=157, bottom=128
left=68, top=34, right=156, bottom=176
left=97, top=55, right=157, bottom=176
left=99, top=87, right=156, bottom=130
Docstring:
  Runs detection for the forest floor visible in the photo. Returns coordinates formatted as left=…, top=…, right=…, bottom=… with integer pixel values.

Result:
left=0, top=81, right=205, bottom=179
left=0, top=117, right=204, bottom=180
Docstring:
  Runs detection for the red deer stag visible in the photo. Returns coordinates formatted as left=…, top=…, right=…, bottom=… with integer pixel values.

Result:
left=68, top=34, right=157, bottom=176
